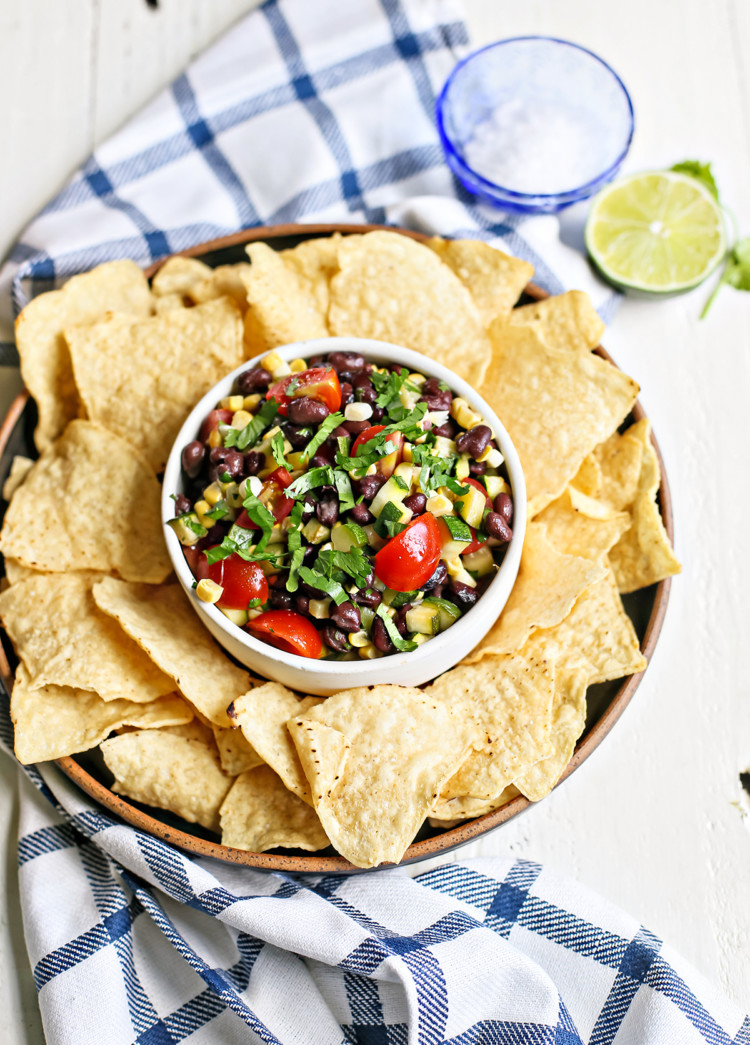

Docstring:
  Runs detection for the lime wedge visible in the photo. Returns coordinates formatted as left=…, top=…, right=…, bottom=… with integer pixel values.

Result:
left=585, top=170, right=726, bottom=293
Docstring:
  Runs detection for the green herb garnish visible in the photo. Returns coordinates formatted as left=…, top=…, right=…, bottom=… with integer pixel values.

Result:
left=376, top=604, right=417, bottom=652
left=304, top=412, right=344, bottom=460
left=298, top=567, right=349, bottom=605
left=286, top=465, right=336, bottom=500
left=224, top=399, right=278, bottom=450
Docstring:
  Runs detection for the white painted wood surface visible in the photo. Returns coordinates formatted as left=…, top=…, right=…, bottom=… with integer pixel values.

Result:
left=0, top=1, right=748, bottom=1040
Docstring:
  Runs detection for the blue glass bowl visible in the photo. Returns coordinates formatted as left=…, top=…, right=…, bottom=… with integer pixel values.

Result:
left=436, top=37, right=634, bottom=214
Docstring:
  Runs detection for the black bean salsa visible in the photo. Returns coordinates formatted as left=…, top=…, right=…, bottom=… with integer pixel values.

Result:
left=168, top=350, right=514, bottom=660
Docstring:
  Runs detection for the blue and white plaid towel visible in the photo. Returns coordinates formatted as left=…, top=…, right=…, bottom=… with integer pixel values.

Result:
left=0, top=0, right=746, bottom=1042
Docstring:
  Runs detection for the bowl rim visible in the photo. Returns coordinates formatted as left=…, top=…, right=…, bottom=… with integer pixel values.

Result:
left=162, top=336, right=527, bottom=679
left=0, top=221, right=672, bottom=874
left=435, top=35, right=635, bottom=204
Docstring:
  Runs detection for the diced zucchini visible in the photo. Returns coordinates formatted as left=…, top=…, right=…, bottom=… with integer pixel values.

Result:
left=463, top=546, right=495, bottom=576
left=393, top=462, right=415, bottom=486
left=362, top=524, right=386, bottom=551
left=455, top=454, right=471, bottom=481
left=483, top=475, right=510, bottom=500
left=444, top=556, right=477, bottom=587
left=422, top=596, right=462, bottom=630
left=301, top=519, right=331, bottom=544
left=405, top=602, right=441, bottom=635
left=331, top=521, right=368, bottom=552
left=426, top=493, right=453, bottom=518
left=220, top=606, right=249, bottom=627
left=309, top=598, right=332, bottom=619
left=436, top=516, right=471, bottom=558
left=168, top=513, right=205, bottom=546
left=411, top=633, right=433, bottom=647
left=370, top=475, right=412, bottom=518
left=433, top=436, right=456, bottom=458
left=456, top=484, right=487, bottom=529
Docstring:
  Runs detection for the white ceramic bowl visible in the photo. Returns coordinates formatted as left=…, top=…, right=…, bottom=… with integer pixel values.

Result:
left=162, top=338, right=526, bottom=694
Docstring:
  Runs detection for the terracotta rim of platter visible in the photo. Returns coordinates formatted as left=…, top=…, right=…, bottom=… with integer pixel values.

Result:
left=0, top=222, right=673, bottom=873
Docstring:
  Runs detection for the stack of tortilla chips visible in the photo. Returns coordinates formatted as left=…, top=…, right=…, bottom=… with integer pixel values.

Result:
left=0, top=232, right=680, bottom=868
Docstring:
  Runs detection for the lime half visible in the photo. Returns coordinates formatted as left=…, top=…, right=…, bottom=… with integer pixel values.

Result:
left=585, top=170, right=726, bottom=293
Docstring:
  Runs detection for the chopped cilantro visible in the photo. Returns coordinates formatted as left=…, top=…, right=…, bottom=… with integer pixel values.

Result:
left=286, top=465, right=335, bottom=500
left=224, top=399, right=278, bottom=450
left=376, top=604, right=417, bottom=651
left=270, top=431, right=289, bottom=469
left=304, top=412, right=344, bottom=460
left=298, top=567, right=349, bottom=605
left=204, top=500, right=229, bottom=521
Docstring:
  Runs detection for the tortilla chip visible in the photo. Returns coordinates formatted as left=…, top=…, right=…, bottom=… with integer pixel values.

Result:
left=154, top=293, right=187, bottom=314
left=2, top=560, right=43, bottom=586
left=189, top=263, right=252, bottom=313
left=288, top=685, right=473, bottom=868
left=158, top=718, right=217, bottom=746
left=220, top=766, right=329, bottom=852
left=570, top=454, right=604, bottom=498
left=280, top=235, right=344, bottom=317
left=427, top=237, right=534, bottom=323
left=609, top=419, right=681, bottom=592
left=92, top=578, right=251, bottom=727
left=593, top=420, right=646, bottom=511
left=508, top=290, right=605, bottom=352
left=513, top=673, right=589, bottom=802
left=0, top=420, right=170, bottom=582
left=428, top=653, right=554, bottom=801
left=328, top=231, right=491, bottom=387
left=2, top=456, right=35, bottom=502
left=15, top=260, right=154, bottom=452
left=482, top=322, right=639, bottom=515
left=524, top=565, right=647, bottom=687
left=429, top=786, right=520, bottom=823
left=227, top=682, right=323, bottom=803
left=66, top=297, right=243, bottom=472
left=10, top=664, right=191, bottom=764
left=0, top=573, right=174, bottom=702
left=241, top=242, right=328, bottom=354
left=151, top=256, right=212, bottom=298
left=536, top=489, right=630, bottom=561
left=212, top=726, right=264, bottom=776
left=100, top=730, right=231, bottom=831
left=465, top=522, right=606, bottom=661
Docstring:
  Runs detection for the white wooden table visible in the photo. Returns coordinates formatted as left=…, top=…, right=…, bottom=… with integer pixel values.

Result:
left=1, top=1, right=748, bottom=1040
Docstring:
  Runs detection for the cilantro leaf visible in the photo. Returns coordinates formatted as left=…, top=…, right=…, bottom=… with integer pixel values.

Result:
left=270, top=431, right=289, bottom=469
left=286, top=465, right=335, bottom=500
left=304, top=412, right=344, bottom=460
left=702, top=235, right=750, bottom=318
left=671, top=160, right=719, bottom=200
left=298, top=567, right=349, bottom=605
left=375, top=604, right=417, bottom=652
left=225, top=399, right=278, bottom=451
left=285, top=501, right=305, bottom=593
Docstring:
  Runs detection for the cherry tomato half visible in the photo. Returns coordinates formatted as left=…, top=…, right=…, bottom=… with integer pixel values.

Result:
left=267, top=367, right=341, bottom=416
left=247, top=609, right=322, bottom=658
left=351, top=424, right=404, bottom=478
left=374, top=512, right=442, bottom=591
left=460, top=478, right=493, bottom=556
left=183, top=547, right=269, bottom=611
left=199, top=408, right=233, bottom=443
left=235, top=478, right=294, bottom=529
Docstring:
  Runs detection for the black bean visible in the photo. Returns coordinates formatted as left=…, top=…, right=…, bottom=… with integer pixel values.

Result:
left=282, top=423, right=313, bottom=449
left=209, top=446, right=229, bottom=465
left=422, top=377, right=445, bottom=397
left=340, top=382, right=355, bottom=406
left=394, top=605, right=412, bottom=635
left=475, top=575, right=494, bottom=597
left=301, top=493, right=316, bottom=523
left=350, top=502, right=373, bottom=526
left=455, top=425, right=492, bottom=460
left=174, top=494, right=192, bottom=516
left=220, top=450, right=243, bottom=479
left=288, top=396, right=330, bottom=425
left=469, top=460, right=486, bottom=476
left=321, top=622, right=350, bottom=652
left=301, top=578, right=327, bottom=599
left=371, top=406, right=385, bottom=422
left=302, top=546, right=318, bottom=566
left=243, top=450, right=264, bottom=476
left=328, top=351, right=367, bottom=374
left=429, top=584, right=445, bottom=599
left=331, top=601, right=361, bottom=632
left=371, top=616, right=394, bottom=653
left=181, top=441, right=205, bottom=479
left=270, top=589, right=293, bottom=610
left=236, top=366, right=271, bottom=394
left=484, top=511, right=512, bottom=542
left=449, top=580, right=478, bottom=608
left=403, top=493, right=426, bottom=515
left=311, top=453, right=331, bottom=469
left=343, top=419, right=370, bottom=436
left=316, top=489, right=339, bottom=528
left=421, top=560, right=448, bottom=592
left=352, top=586, right=382, bottom=609
left=357, top=474, right=386, bottom=501
left=308, top=355, right=325, bottom=367
left=295, top=594, right=310, bottom=615
left=332, top=425, right=351, bottom=441
left=420, top=391, right=452, bottom=412
left=432, top=419, right=457, bottom=439
left=493, top=492, right=513, bottom=524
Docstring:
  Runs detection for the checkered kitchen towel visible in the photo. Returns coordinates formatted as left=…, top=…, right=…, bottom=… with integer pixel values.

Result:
left=1, top=0, right=745, bottom=1041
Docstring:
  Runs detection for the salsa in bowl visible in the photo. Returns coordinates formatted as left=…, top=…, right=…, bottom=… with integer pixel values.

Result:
left=162, top=338, right=526, bottom=694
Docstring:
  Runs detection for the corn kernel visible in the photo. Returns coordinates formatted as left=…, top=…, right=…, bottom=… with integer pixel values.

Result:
left=358, top=642, right=383, bottom=660
left=450, top=397, right=482, bottom=430
left=348, top=630, right=370, bottom=648
left=425, top=493, right=453, bottom=517
left=484, top=447, right=504, bottom=468
left=196, top=578, right=223, bottom=604
left=203, top=481, right=223, bottom=506
left=408, top=372, right=426, bottom=386
left=193, top=499, right=216, bottom=529
left=207, top=429, right=222, bottom=449
left=289, top=357, right=307, bottom=373
left=455, top=454, right=471, bottom=480
left=261, top=350, right=284, bottom=371
left=231, top=409, right=253, bottom=429
left=243, top=394, right=262, bottom=411
left=402, top=442, right=414, bottom=462
left=220, top=394, right=244, bottom=412
left=225, top=483, right=243, bottom=509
